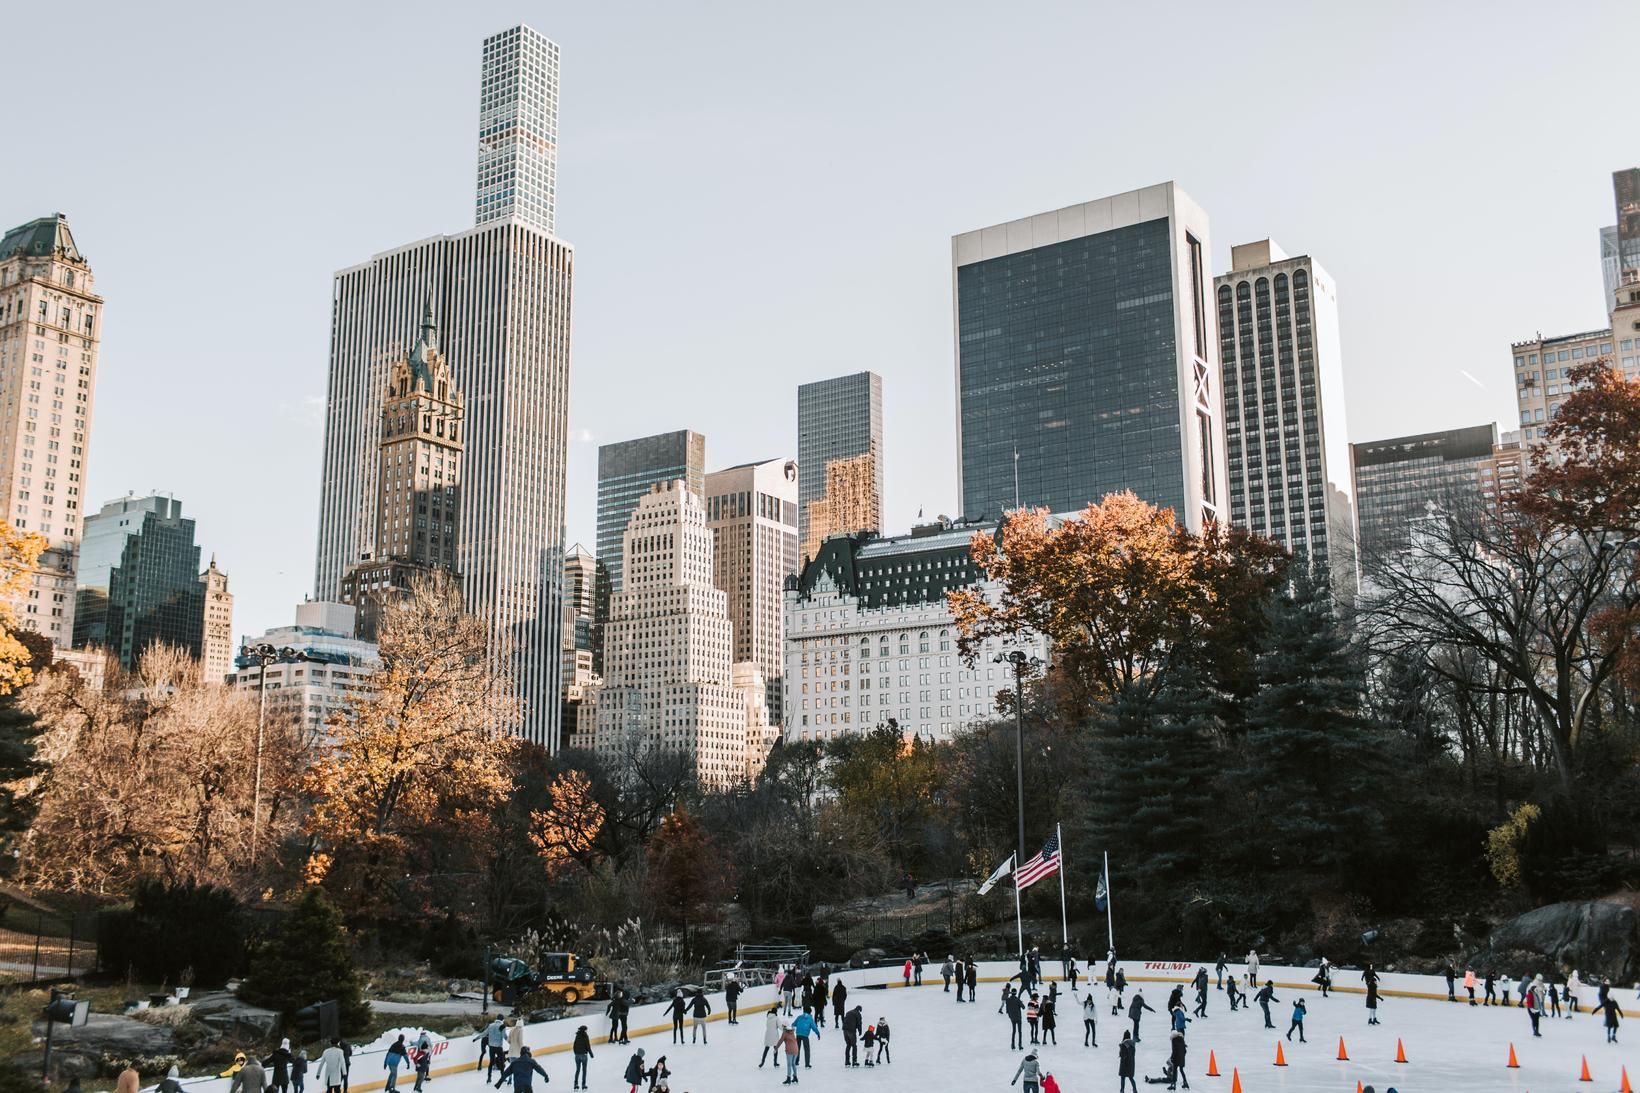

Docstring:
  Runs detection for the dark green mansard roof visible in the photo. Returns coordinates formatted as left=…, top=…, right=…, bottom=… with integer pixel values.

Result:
left=1, top=214, right=83, bottom=264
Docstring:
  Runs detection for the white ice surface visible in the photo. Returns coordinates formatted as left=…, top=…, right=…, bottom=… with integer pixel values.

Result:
left=174, top=961, right=1637, bottom=1093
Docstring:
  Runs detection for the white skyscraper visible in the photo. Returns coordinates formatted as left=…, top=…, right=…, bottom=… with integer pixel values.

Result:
left=591, top=481, right=772, bottom=787
left=315, top=25, right=573, bottom=747
left=476, top=25, right=560, bottom=236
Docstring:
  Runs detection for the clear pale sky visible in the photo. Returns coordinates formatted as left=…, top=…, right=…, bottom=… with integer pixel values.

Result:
left=4, top=0, right=1632, bottom=640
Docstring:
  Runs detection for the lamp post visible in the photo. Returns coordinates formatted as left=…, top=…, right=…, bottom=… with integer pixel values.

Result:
left=240, top=642, right=320, bottom=863
left=993, top=649, right=1042, bottom=891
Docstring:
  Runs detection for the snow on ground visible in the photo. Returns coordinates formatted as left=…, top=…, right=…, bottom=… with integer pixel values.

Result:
left=178, top=962, right=1636, bottom=1093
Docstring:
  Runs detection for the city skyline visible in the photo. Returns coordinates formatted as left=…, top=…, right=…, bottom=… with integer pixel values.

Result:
left=3, top=2, right=1631, bottom=642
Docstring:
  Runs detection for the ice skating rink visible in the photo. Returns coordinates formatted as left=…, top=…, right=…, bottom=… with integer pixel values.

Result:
left=174, top=961, right=1636, bottom=1093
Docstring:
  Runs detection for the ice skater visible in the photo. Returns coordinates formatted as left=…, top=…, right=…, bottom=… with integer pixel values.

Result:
left=1117, top=1031, right=1138, bottom=1093
left=1256, top=981, right=1279, bottom=1028
left=1286, top=997, right=1307, bottom=1042
left=688, top=988, right=711, bottom=1043
left=1006, top=988, right=1025, bottom=1049
left=1129, top=988, right=1154, bottom=1042
left=874, top=1017, right=891, bottom=1063
left=1083, top=991, right=1098, bottom=1047
left=759, top=1010, right=782, bottom=1068
left=1012, top=1050, right=1043, bottom=1093
left=1601, top=995, right=1623, bottom=1043
left=1366, top=976, right=1381, bottom=1025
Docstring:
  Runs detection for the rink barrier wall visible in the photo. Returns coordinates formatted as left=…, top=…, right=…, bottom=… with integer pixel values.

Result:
left=157, top=961, right=1460, bottom=1093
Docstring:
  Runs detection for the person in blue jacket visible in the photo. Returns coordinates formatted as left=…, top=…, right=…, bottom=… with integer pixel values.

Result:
left=793, top=1009, right=819, bottom=1068
left=1286, top=997, right=1307, bottom=1043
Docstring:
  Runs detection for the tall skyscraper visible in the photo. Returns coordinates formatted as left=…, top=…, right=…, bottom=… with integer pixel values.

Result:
left=200, top=556, right=234, bottom=684
left=74, top=494, right=205, bottom=670
left=338, top=304, right=465, bottom=642
left=704, top=458, right=798, bottom=724
left=1215, top=240, right=1357, bottom=599
left=952, top=183, right=1226, bottom=531
left=595, top=431, right=706, bottom=596
left=314, top=25, right=573, bottom=747
left=476, top=25, right=560, bottom=236
left=1600, top=167, right=1640, bottom=309
left=1351, top=424, right=1498, bottom=565
left=0, top=214, right=102, bottom=647
left=591, top=481, right=770, bottom=787
left=797, top=372, right=882, bottom=561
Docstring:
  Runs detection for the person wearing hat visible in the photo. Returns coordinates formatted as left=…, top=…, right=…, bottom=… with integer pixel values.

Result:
left=158, top=1066, right=184, bottom=1093
left=493, top=1047, right=545, bottom=1093
left=1011, top=1049, right=1043, bottom=1093
left=571, top=1024, right=594, bottom=1089
left=643, top=1056, right=670, bottom=1092
left=874, top=1017, right=890, bottom=1064
left=780, top=1021, right=800, bottom=1085
left=412, top=1032, right=433, bottom=1093
left=623, top=1048, right=646, bottom=1093
left=264, top=1039, right=295, bottom=1093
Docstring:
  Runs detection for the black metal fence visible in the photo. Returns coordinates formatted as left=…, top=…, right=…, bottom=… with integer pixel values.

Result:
left=0, top=909, right=99, bottom=982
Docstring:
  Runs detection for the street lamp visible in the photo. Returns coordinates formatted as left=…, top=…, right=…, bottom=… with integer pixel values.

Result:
left=993, top=649, right=1043, bottom=900
left=240, top=642, right=321, bottom=863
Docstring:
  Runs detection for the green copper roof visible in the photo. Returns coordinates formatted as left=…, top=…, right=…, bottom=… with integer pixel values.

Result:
left=406, top=299, right=438, bottom=391
left=0, top=214, right=82, bottom=263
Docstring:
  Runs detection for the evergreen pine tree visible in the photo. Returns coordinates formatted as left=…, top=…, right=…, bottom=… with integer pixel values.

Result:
left=1082, top=673, right=1219, bottom=889
left=242, top=887, right=369, bottom=1034
left=1231, top=573, right=1391, bottom=873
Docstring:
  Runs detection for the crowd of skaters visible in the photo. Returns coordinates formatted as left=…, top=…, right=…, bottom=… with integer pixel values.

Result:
left=124, top=945, right=1631, bottom=1093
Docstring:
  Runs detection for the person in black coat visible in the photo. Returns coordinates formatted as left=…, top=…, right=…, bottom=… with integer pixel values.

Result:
left=965, top=960, right=978, bottom=1002
left=622, top=1049, right=645, bottom=1092
left=725, top=977, right=743, bottom=1024
left=571, top=1027, right=594, bottom=1090
left=264, top=1040, right=295, bottom=1093
left=667, top=990, right=687, bottom=1044
left=1112, top=969, right=1128, bottom=1016
left=1366, top=978, right=1381, bottom=1025
left=842, top=1005, right=863, bottom=1066
left=1167, top=1030, right=1189, bottom=1091
left=1117, top=1030, right=1138, bottom=1093
left=688, top=989, right=712, bottom=1043
left=833, top=980, right=848, bottom=1024
left=1128, top=989, right=1154, bottom=1042
left=1005, top=988, right=1025, bottom=1049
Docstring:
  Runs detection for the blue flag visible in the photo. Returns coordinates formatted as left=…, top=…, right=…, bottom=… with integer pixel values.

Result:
left=1095, top=858, right=1109, bottom=912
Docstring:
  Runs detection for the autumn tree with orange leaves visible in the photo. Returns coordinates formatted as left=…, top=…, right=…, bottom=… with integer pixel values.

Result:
left=529, top=768, right=605, bottom=876
left=949, top=492, right=1289, bottom=705
left=0, top=520, right=48, bottom=696
left=304, top=571, right=520, bottom=915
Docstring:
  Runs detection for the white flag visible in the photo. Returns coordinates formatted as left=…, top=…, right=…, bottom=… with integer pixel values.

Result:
left=978, top=853, right=1015, bottom=896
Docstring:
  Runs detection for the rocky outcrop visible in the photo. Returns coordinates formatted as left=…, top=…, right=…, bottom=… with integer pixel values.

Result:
left=1482, top=900, right=1637, bottom=980
left=188, top=991, right=281, bottom=1038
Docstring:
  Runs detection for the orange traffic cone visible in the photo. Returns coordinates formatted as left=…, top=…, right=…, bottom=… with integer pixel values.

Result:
left=1394, top=1038, right=1408, bottom=1064
left=1274, top=1041, right=1287, bottom=1067
left=1230, top=1068, right=1243, bottom=1093
left=1580, top=1054, right=1593, bottom=1082
left=1354, top=1083, right=1362, bottom=1093
left=1336, top=1036, right=1349, bottom=1061
left=1507, top=1043, right=1519, bottom=1068
left=1620, top=1064, right=1632, bottom=1093
left=1205, top=1050, right=1219, bottom=1077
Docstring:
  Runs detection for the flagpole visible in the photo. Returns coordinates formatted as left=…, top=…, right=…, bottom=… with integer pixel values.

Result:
left=1056, top=822, right=1068, bottom=950
left=1013, top=861, right=1024, bottom=959
left=1103, top=850, right=1114, bottom=952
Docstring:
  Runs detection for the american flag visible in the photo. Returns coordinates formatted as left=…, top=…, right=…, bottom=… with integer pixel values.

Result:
left=1015, top=830, right=1061, bottom=890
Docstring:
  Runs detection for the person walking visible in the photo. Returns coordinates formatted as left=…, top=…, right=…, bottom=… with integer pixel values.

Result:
left=1006, top=988, right=1026, bottom=1049
left=780, top=1022, right=801, bottom=1085
left=1027, top=992, right=1042, bottom=1044
left=1286, top=998, right=1307, bottom=1043
left=316, top=1040, right=347, bottom=1093
left=1012, top=1050, right=1043, bottom=1093
left=794, top=1009, right=819, bottom=1068
left=1256, top=981, right=1279, bottom=1030
left=571, top=1026, right=593, bottom=1090
left=1041, top=996, right=1057, bottom=1045
left=725, top=975, right=742, bottom=1025
left=1083, top=991, right=1099, bottom=1047
left=622, top=1049, right=646, bottom=1093
left=1601, top=995, right=1623, bottom=1043
left=1192, top=969, right=1208, bottom=1019
left=688, top=988, right=712, bottom=1044
left=1365, top=976, right=1381, bottom=1025
left=843, top=1005, right=863, bottom=1066
left=1128, top=989, right=1154, bottom=1043
left=943, top=955, right=955, bottom=992
left=875, top=1017, right=891, bottom=1064
left=832, top=979, right=848, bottom=1026
left=1226, top=976, right=1243, bottom=1012
left=1118, top=1031, right=1138, bottom=1093
left=383, top=1037, right=410, bottom=1093
left=1167, top=1029, right=1190, bottom=1091
left=1464, top=967, right=1478, bottom=1006
left=264, top=1039, right=295, bottom=1093
left=667, top=989, right=686, bottom=1044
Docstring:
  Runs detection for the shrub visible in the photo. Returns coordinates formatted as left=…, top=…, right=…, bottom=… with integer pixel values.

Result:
left=240, top=888, right=369, bottom=1035
left=99, top=880, right=246, bottom=986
